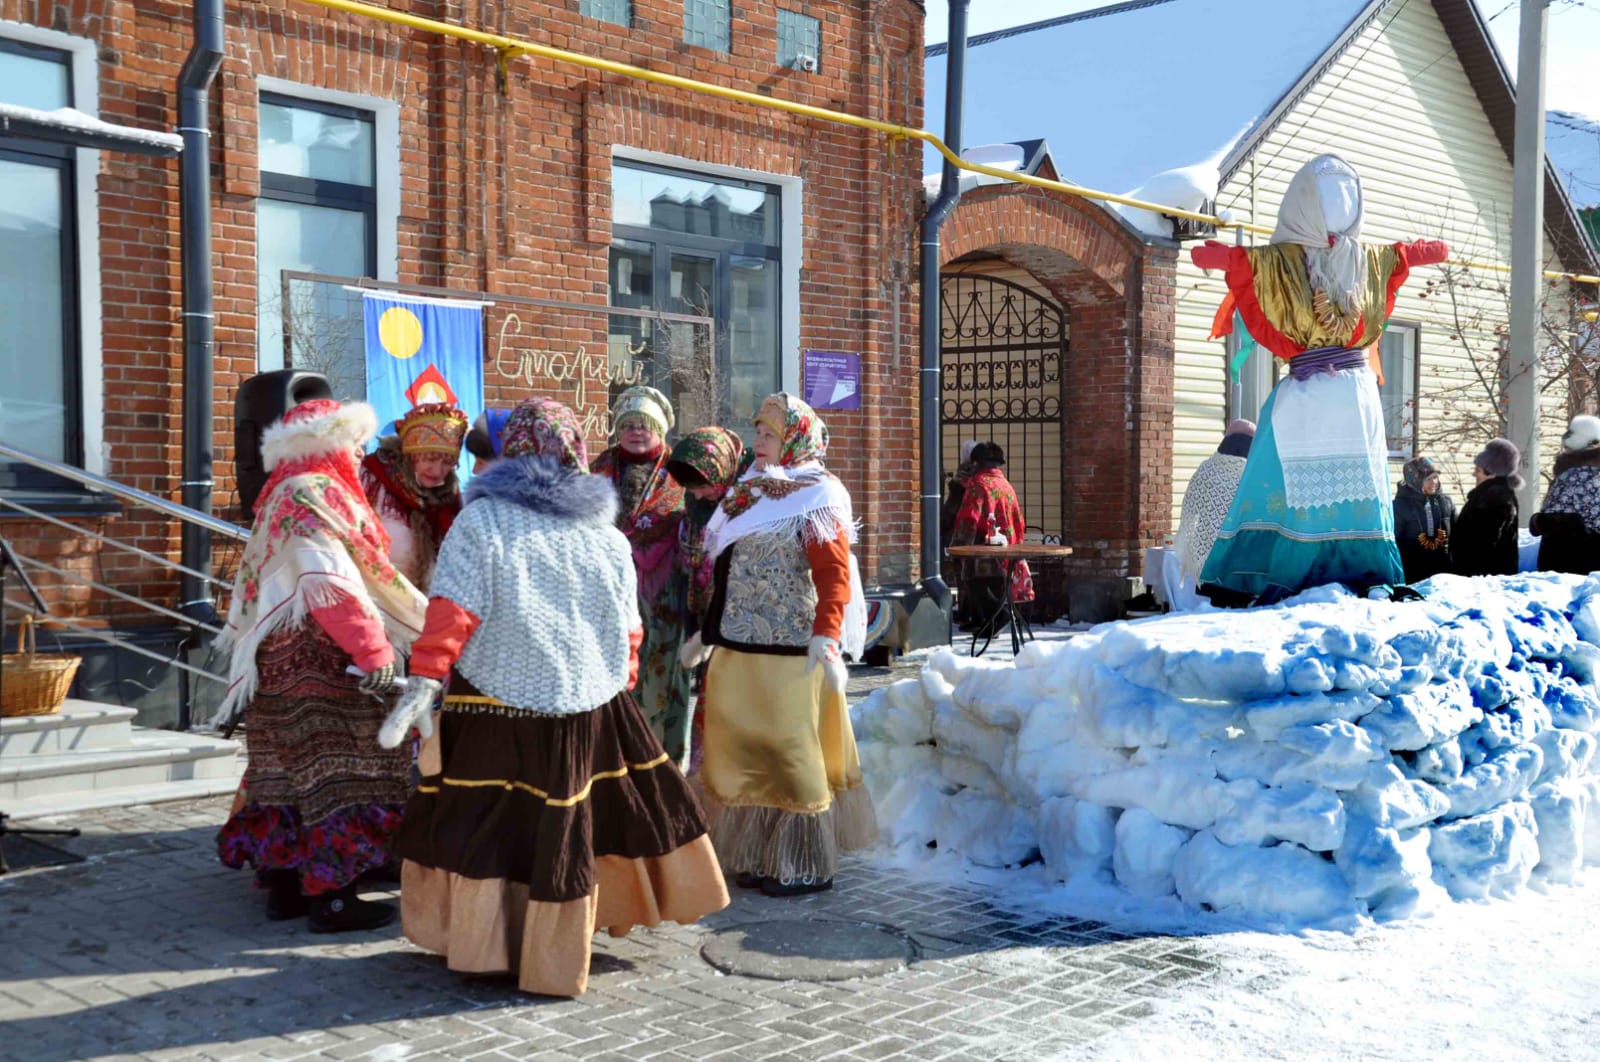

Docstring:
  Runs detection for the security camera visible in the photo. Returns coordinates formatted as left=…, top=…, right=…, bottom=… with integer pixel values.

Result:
left=794, top=53, right=818, bottom=73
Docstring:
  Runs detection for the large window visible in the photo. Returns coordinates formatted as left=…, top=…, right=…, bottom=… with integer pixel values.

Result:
left=256, top=92, right=376, bottom=387
left=609, top=161, right=783, bottom=437
left=580, top=0, right=631, bottom=27
left=1378, top=322, right=1419, bottom=458
left=0, top=38, right=79, bottom=479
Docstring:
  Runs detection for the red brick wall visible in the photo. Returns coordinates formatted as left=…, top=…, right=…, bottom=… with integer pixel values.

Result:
left=942, top=185, right=1177, bottom=586
left=0, top=0, right=927, bottom=622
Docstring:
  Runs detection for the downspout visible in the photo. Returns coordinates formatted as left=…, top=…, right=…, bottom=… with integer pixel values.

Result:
left=917, top=0, right=968, bottom=611
left=177, top=0, right=224, bottom=724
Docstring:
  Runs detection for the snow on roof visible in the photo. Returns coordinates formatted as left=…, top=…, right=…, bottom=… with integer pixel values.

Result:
left=924, top=0, right=1370, bottom=201
left=1547, top=110, right=1600, bottom=212
left=0, top=102, right=183, bottom=153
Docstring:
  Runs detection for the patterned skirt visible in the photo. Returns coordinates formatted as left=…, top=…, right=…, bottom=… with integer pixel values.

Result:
left=216, top=622, right=411, bottom=895
left=391, top=681, right=728, bottom=997
left=1201, top=369, right=1404, bottom=601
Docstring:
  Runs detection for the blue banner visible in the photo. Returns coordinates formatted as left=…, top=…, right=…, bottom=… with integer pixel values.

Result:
left=363, top=293, right=485, bottom=482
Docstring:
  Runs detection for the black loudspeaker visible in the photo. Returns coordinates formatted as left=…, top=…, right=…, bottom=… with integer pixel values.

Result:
left=234, top=370, right=334, bottom=522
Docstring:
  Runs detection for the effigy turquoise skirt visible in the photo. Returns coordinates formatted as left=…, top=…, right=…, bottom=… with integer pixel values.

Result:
left=1201, top=367, right=1403, bottom=601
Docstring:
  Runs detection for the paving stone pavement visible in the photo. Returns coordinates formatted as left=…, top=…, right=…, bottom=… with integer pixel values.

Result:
left=0, top=658, right=1212, bottom=1062
left=0, top=794, right=1219, bottom=1062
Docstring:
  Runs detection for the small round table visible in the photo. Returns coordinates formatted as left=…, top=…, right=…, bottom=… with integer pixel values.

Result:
left=946, top=544, right=1075, bottom=656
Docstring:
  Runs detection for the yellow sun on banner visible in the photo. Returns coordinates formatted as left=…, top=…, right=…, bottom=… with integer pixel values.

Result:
left=377, top=306, right=424, bottom=359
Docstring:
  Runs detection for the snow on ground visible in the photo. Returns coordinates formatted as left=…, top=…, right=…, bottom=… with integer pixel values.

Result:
left=855, top=573, right=1600, bottom=928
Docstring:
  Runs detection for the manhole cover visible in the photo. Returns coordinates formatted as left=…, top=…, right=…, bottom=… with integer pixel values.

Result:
left=701, top=918, right=917, bottom=981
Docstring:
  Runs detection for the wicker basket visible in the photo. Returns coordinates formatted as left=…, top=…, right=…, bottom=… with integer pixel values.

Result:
left=2, top=615, right=82, bottom=718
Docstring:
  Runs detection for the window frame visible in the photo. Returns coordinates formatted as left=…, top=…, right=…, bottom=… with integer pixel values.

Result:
left=0, top=33, right=92, bottom=499
left=256, top=91, right=379, bottom=277
left=1378, top=318, right=1422, bottom=461
left=608, top=160, right=785, bottom=430
left=1224, top=324, right=1278, bottom=425
left=578, top=0, right=633, bottom=28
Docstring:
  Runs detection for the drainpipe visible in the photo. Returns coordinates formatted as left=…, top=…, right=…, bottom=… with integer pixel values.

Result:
left=177, top=0, right=224, bottom=725
left=917, top=0, right=969, bottom=612
left=178, top=0, right=223, bottom=620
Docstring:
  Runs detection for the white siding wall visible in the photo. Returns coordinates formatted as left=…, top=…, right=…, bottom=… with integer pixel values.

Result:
left=1172, top=0, right=1571, bottom=525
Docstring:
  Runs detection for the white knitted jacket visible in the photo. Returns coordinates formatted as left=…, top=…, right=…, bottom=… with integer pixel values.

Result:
left=429, top=456, right=639, bottom=715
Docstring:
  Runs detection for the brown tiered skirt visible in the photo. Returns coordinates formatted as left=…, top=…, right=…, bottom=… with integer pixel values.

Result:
left=391, top=686, right=728, bottom=997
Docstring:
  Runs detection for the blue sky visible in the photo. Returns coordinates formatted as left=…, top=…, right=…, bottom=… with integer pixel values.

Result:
left=925, top=0, right=1599, bottom=119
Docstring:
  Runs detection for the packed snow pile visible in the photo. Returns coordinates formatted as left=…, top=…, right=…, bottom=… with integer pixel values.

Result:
left=853, top=573, right=1600, bottom=928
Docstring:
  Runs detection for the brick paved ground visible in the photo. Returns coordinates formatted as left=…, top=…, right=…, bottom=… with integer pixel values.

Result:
left=0, top=649, right=1219, bottom=1062
left=0, top=794, right=1217, bottom=1062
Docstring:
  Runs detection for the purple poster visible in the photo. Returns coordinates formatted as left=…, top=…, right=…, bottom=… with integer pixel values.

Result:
left=802, top=350, right=861, bottom=411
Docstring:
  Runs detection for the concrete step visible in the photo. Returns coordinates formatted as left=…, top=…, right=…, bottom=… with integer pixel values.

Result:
left=0, top=700, right=138, bottom=756
left=0, top=729, right=243, bottom=805
left=2, top=774, right=245, bottom=823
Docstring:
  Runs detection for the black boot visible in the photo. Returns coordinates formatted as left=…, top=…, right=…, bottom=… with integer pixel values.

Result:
left=308, top=884, right=396, bottom=934
left=760, top=877, right=833, bottom=898
left=263, top=869, right=309, bottom=922
left=734, top=872, right=764, bottom=890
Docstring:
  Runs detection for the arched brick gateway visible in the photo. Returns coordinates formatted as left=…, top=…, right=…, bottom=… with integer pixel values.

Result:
left=940, top=184, right=1178, bottom=618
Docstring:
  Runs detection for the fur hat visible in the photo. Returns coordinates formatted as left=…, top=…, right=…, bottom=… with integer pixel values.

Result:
left=611, top=385, right=674, bottom=438
left=1561, top=414, right=1600, bottom=453
left=1474, top=437, right=1524, bottom=488
left=261, top=400, right=378, bottom=471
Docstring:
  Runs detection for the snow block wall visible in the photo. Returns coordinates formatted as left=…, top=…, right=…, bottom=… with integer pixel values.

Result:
left=853, top=574, right=1600, bottom=927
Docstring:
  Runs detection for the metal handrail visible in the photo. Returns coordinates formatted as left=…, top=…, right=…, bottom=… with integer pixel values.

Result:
left=1, top=599, right=227, bottom=686
left=13, top=554, right=225, bottom=636
left=0, top=494, right=234, bottom=590
left=0, top=440, right=249, bottom=542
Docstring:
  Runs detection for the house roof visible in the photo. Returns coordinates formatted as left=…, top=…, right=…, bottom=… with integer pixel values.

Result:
left=925, top=0, right=1597, bottom=273
left=1547, top=112, right=1600, bottom=213
left=924, top=0, right=1372, bottom=195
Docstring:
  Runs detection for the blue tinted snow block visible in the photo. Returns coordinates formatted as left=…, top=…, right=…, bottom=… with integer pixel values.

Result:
left=1334, top=814, right=1436, bottom=920
left=1435, top=744, right=1543, bottom=820
left=1531, top=728, right=1598, bottom=785
left=1345, top=761, right=1450, bottom=830
left=1174, top=831, right=1358, bottom=926
left=1529, top=780, right=1587, bottom=884
left=1213, top=781, right=1346, bottom=851
left=1428, top=801, right=1540, bottom=900
left=1359, top=679, right=1483, bottom=751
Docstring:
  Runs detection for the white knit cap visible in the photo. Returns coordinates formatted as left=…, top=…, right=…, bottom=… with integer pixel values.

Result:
left=611, top=385, right=674, bottom=438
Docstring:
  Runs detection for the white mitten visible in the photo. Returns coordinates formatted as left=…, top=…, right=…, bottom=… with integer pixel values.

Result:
left=807, top=635, right=848, bottom=694
left=680, top=631, right=713, bottom=669
left=987, top=531, right=1009, bottom=546
left=378, top=675, right=442, bottom=749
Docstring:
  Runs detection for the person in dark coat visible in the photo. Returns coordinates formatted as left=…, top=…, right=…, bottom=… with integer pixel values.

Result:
left=1392, top=456, right=1456, bottom=583
left=1451, top=438, right=1522, bottom=577
left=1531, top=414, right=1600, bottom=574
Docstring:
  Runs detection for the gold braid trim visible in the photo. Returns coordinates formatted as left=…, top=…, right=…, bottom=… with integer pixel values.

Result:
left=414, top=753, right=670, bottom=808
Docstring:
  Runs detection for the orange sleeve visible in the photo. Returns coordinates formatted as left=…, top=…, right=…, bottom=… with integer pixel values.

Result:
left=1402, top=239, right=1448, bottom=266
left=409, top=597, right=481, bottom=681
left=309, top=594, right=393, bottom=673
left=804, top=530, right=852, bottom=641
left=627, top=626, right=644, bottom=689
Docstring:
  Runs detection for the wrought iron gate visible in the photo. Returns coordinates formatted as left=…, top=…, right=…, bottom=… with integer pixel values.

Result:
left=939, top=272, right=1067, bottom=542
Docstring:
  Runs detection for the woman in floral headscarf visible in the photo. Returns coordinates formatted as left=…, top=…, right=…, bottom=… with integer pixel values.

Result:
left=215, top=399, right=427, bottom=933
left=591, top=385, right=692, bottom=768
left=681, top=393, right=876, bottom=897
left=666, top=426, right=754, bottom=775
left=381, top=397, right=727, bottom=998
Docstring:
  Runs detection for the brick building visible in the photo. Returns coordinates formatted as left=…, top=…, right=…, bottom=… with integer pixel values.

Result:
left=0, top=0, right=936, bottom=718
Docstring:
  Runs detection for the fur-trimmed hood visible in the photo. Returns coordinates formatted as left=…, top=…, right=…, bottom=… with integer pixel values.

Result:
left=1554, top=446, right=1600, bottom=477
left=466, top=454, right=618, bottom=524
left=261, top=401, right=378, bottom=471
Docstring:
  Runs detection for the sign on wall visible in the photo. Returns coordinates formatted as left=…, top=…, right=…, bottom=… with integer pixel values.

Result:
left=803, top=350, right=861, bottom=411
left=363, top=292, right=486, bottom=481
